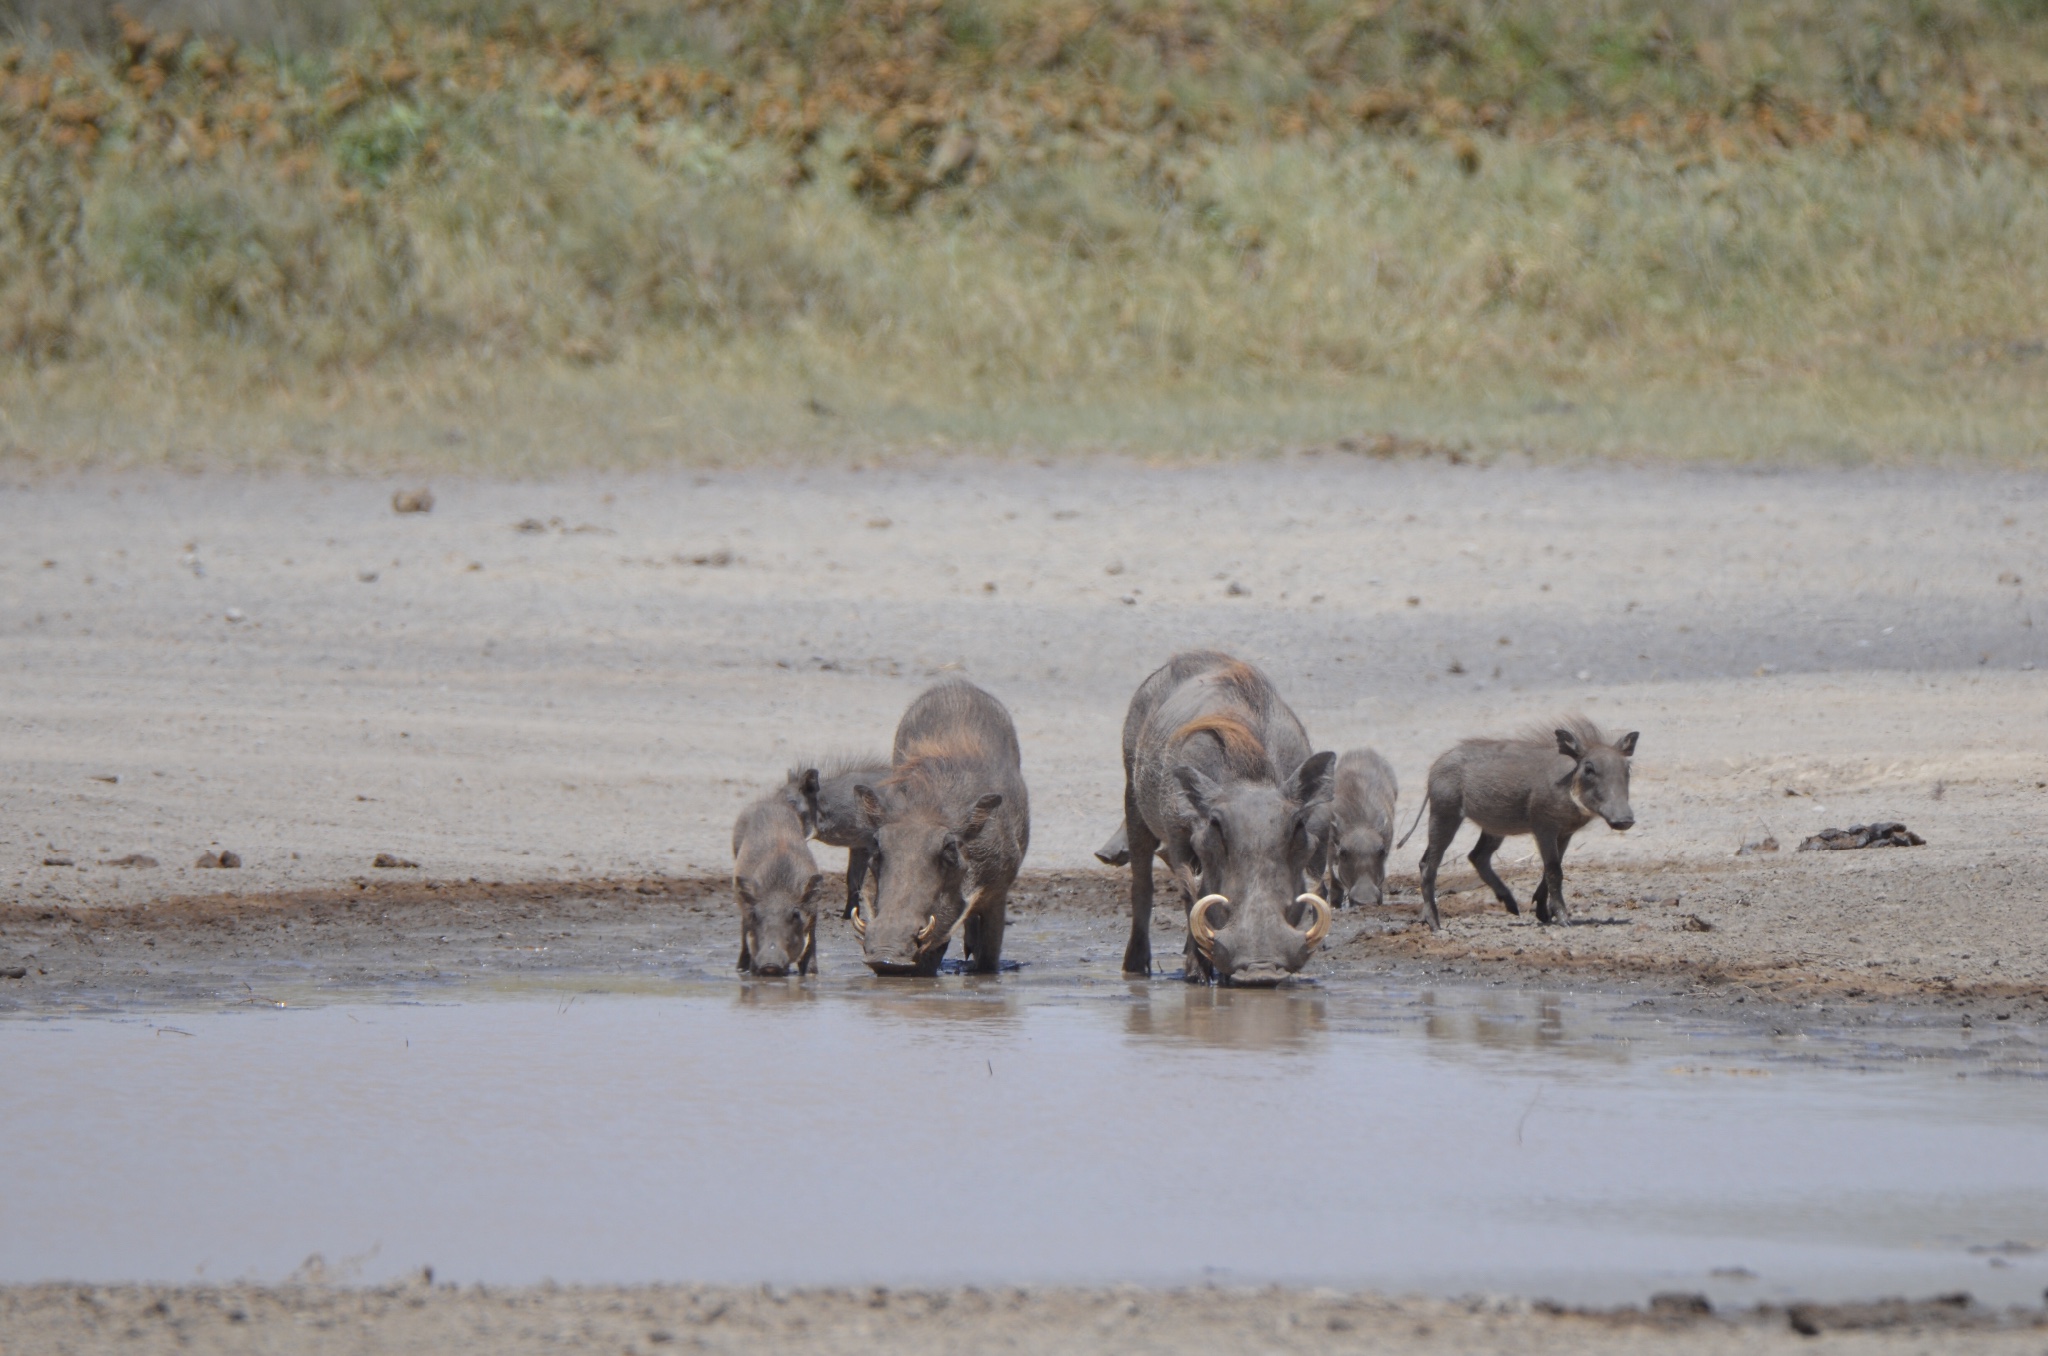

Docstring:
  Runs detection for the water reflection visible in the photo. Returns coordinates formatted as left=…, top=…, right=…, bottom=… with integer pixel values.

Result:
left=732, top=978, right=820, bottom=1009
left=1124, top=984, right=1327, bottom=1051
left=1414, top=991, right=1630, bottom=1067
left=853, top=977, right=1023, bottom=1030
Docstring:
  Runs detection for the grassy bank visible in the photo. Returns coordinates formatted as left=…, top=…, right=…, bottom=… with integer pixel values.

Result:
left=3, top=0, right=2048, bottom=468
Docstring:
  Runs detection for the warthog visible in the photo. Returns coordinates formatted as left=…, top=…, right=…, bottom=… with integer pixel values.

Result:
left=851, top=680, right=1030, bottom=976
left=1411, top=717, right=1638, bottom=931
left=731, top=791, right=826, bottom=977
left=1311, top=748, right=1398, bottom=909
left=1116, top=651, right=1336, bottom=985
left=787, top=756, right=890, bottom=919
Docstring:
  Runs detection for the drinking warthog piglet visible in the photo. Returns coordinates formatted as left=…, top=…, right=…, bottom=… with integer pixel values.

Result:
left=732, top=790, right=827, bottom=976
left=786, top=756, right=890, bottom=919
left=852, top=680, right=1030, bottom=976
left=1312, top=748, right=1398, bottom=909
left=1115, top=651, right=1336, bottom=984
left=1411, top=717, right=1638, bottom=931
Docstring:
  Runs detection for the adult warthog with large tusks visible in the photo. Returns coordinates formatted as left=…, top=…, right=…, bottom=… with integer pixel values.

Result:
left=731, top=791, right=826, bottom=977
left=850, top=679, right=1029, bottom=976
left=1115, top=651, right=1337, bottom=985
left=1410, top=716, right=1638, bottom=931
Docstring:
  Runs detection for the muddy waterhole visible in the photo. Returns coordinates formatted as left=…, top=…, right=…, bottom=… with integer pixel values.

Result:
left=5, top=971, right=2045, bottom=1310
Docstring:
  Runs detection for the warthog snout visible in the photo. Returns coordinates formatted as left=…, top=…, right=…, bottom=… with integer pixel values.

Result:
left=1188, top=890, right=1331, bottom=985
left=1607, top=814, right=1636, bottom=831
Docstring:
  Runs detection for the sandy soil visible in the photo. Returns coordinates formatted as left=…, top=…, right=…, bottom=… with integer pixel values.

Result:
left=4, top=1280, right=2047, bottom=1355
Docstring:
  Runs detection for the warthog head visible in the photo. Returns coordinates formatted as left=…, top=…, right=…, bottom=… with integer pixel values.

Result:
left=1558, top=727, right=1638, bottom=831
left=1178, top=751, right=1336, bottom=985
left=851, top=785, right=1003, bottom=976
left=1328, top=821, right=1391, bottom=909
left=735, top=870, right=824, bottom=977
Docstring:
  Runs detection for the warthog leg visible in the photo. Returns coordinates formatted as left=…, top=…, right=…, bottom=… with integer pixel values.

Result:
left=840, top=846, right=872, bottom=920
left=1121, top=811, right=1160, bottom=977
left=1416, top=800, right=1463, bottom=932
left=1531, top=826, right=1574, bottom=924
left=1467, top=832, right=1519, bottom=916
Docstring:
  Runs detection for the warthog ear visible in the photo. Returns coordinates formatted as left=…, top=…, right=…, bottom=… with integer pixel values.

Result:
left=960, top=793, right=1003, bottom=841
left=1616, top=731, right=1640, bottom=757
left=1175, top=765, right=1222, bottom=814
left=853, top=783, right=886, bottom=828
left=1555, top=728, right=1587, bottom=760
left=1288, top=750, right=1337, bottom=804
left=800, top=873, right=827, bottom=905
left=800, top=767, right=821, bottom=800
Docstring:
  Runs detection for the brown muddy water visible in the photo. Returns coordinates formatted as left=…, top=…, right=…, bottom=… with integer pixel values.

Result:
left=3, top=976, right=2045, bottom=1310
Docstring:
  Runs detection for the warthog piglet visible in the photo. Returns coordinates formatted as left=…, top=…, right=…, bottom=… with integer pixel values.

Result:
left=732, top=791, right=827, bottom=977
left=1313, top=748, right=1398, bottom=908
left=1410, top=717, right=1637, bottom=931
left=786, top=757, right=890, bottom=919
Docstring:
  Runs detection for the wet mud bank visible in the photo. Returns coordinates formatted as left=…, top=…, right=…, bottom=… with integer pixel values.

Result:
left=3, top=865, right=2043, bottom=1052
left=3, top=1282, right=2046, bottom=1356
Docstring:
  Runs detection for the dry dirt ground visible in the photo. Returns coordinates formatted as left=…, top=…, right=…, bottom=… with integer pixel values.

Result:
left=4, top=1280, right=2047, bottom=1356
left=2, top=457, right=2046, bottom=1350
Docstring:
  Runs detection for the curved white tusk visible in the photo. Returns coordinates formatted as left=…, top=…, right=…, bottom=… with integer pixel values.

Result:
left=1188, top=894, right=1227, bottom=956
left=1296, top=892, right=1333, bottom=948
left=851, top=909, right=867, bottom=938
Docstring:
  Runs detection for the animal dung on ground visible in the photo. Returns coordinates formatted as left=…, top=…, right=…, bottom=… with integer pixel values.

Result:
left=195, top=850, right=242, bottom=868
left=1799, top=823, right=1926, bottom=851
left=1737, top=835, right=1779, bottom=855
left=391, top=488, right=435, bottom=514
left=103, top=853, right=159, bottom=868
left=372, top=852, right=420, bottom=869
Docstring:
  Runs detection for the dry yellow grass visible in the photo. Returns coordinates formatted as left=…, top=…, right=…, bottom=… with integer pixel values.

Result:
left=3, top=0, right=2047, bottom=468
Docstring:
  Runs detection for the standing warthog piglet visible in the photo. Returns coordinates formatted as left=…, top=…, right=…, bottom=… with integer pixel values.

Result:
left=786, top=757, right=890, bottom=919
left=1412, top=717, right=1638, bottom=931
left=732, top=791, right=827, bottom=976
left=1312, top=748, right=1398, bottom=909
left=1116, top=650, right=1336, bottom=985
left=852, top=680, right=1030, bottom=977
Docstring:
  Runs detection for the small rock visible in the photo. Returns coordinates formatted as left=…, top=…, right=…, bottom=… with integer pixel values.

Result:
left=357, top=570, right=380, bottom=583
left=90, top=774, right=120, bottom=784
left=195, top=851, right=242, bottom=869
left=224, top=608, right=245, bottom=623
left=0, top=966, right=26, bottom=980
left=103, top=853, right=158, bottom=868
left=514, top=518, right=547, bottom=533
left=41, top=855, right=74, bottom=867
left=373, top=853, right=419, bottom=869
left=1648, top=1292, right=1712, bottom=1317
left=1682, top=914, right=1714, bottom=932
left=1736, top=835, right=1778, bottom=855
left=1225, top=581, right=1249, bottom=597
left=392, top=488, right=435, bottom=514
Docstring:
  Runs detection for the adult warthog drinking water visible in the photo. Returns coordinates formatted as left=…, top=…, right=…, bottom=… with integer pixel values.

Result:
left=1411, top=717, right=1638, bottom=931
left=786, top=757, right=890, bottom=919
left=731, top=791, right=827, bottom=977
left=1312, top=748, right=1398, bottom=909
left=1115, top=651, right=1336, bottom=985
left=851, top=680, right=1029, bottom=977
